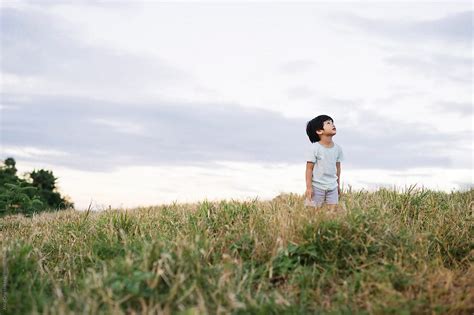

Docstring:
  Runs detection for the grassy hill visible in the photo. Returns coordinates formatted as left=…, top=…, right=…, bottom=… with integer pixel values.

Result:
left=1, top=187, right=473, bottom=314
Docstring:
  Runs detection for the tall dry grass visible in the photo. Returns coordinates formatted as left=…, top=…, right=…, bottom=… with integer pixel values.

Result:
left=0, top=186, right=473, bottom=314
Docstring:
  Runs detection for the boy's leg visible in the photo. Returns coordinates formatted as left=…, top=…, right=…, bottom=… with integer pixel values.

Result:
left=310, top=186, right=325, bottom=210
left=326, top=187, right=339, bottom=212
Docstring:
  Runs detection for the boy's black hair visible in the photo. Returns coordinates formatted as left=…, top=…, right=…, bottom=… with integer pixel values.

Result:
left=306, top=115, right=333, bottom=143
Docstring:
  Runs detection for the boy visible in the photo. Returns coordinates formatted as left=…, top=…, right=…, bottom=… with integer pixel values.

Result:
left=305, top=115, right=344, bottom=212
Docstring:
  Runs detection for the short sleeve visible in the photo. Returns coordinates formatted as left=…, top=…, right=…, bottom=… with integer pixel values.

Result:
left=337, top=146, right=344, bottom=162
left=306, top=144, right=316, bottom=163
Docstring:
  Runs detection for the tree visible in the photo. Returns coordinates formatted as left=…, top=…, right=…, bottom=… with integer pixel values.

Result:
left=29, top=169, right=72, bottom=209
left=0, top=182, right=44, bottom=216
left=4, top=157, right=17, bottom=174
left=30, top=169, right=56, bottom=191
left=0, top=157, right=74, bottom=215
left=0, top=157, right=19, bottom=185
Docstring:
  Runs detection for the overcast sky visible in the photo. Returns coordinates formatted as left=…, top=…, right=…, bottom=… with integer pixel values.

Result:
left=1, top=1, right=472, bottom=209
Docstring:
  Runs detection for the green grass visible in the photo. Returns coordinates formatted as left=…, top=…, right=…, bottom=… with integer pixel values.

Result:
left=1, top=187, right=473, bottom=314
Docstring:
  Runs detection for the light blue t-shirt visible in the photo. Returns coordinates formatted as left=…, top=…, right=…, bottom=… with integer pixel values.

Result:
left=306, top=142, right=344, bottom=190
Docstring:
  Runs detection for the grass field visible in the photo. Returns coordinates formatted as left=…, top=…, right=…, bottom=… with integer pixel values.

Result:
left=1, top=186, right=473, bottom=314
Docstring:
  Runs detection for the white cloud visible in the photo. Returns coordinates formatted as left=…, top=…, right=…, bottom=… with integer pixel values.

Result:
left=2, top=4, right=471, bottom=123
left=1, top=146, right=70, bottom=159
left=89, top=118, right=146, bottom=136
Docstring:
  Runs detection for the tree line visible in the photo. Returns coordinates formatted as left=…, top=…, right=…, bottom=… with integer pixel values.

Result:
left=0, top=157, right=73, bottom=216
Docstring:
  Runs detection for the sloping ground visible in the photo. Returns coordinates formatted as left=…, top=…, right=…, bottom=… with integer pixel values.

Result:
left=1, top=188, right=473, bottom=314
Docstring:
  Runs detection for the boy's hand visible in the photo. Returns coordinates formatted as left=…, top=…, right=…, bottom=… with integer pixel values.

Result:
left=338, top=186, right=341, bottom=197
left=305, top=188, right=313, bottom=201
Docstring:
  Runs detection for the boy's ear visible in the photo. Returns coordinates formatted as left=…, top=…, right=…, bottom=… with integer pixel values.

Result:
left=316, top=129, right=323, bottom=135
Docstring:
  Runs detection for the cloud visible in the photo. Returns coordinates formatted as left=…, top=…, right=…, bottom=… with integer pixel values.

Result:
left=279, top=60, right=316, bottom=74
left=1, top=4, right=471, bottom=178
left=0, top=94, right=306, bottom=171
left=344, top=10, right=472, bottom=45
left=1, top=94, right=469, bottom=173
left=415, top=10, right=473, bottom=43
left=2, top=146, right=70, bottom=159
left=0, top=7, right=188, bottom=96
left=19, top=0, right=139, bottom=9
left=385, top=53, right=472, bottom=84
left=89, top=118, right=146, bottom=136
left=318, top=98, right=471, bottom=169
left=286, top=86, right=314, bottom=99
left=433, top=101, right=472, bottom=116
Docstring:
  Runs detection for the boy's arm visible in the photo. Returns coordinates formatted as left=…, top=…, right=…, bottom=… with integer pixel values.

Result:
left=336, top=162, right=341, bottom=193
left=305, top=162, right=314, bottom=199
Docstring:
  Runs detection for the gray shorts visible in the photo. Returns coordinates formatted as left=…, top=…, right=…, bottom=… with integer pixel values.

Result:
left=305, top=186, right=339, bottom=207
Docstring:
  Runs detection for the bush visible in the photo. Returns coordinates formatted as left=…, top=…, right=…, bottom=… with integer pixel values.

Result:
left=0, top=157, right=73, bottom=215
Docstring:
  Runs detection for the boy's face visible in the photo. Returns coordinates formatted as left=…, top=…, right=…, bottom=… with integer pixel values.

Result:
left=317, top=119, right=336, bottom=136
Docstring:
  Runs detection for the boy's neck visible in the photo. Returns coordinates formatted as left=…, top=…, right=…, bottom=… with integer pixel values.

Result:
left=318, top=136, right=334, bottom=147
